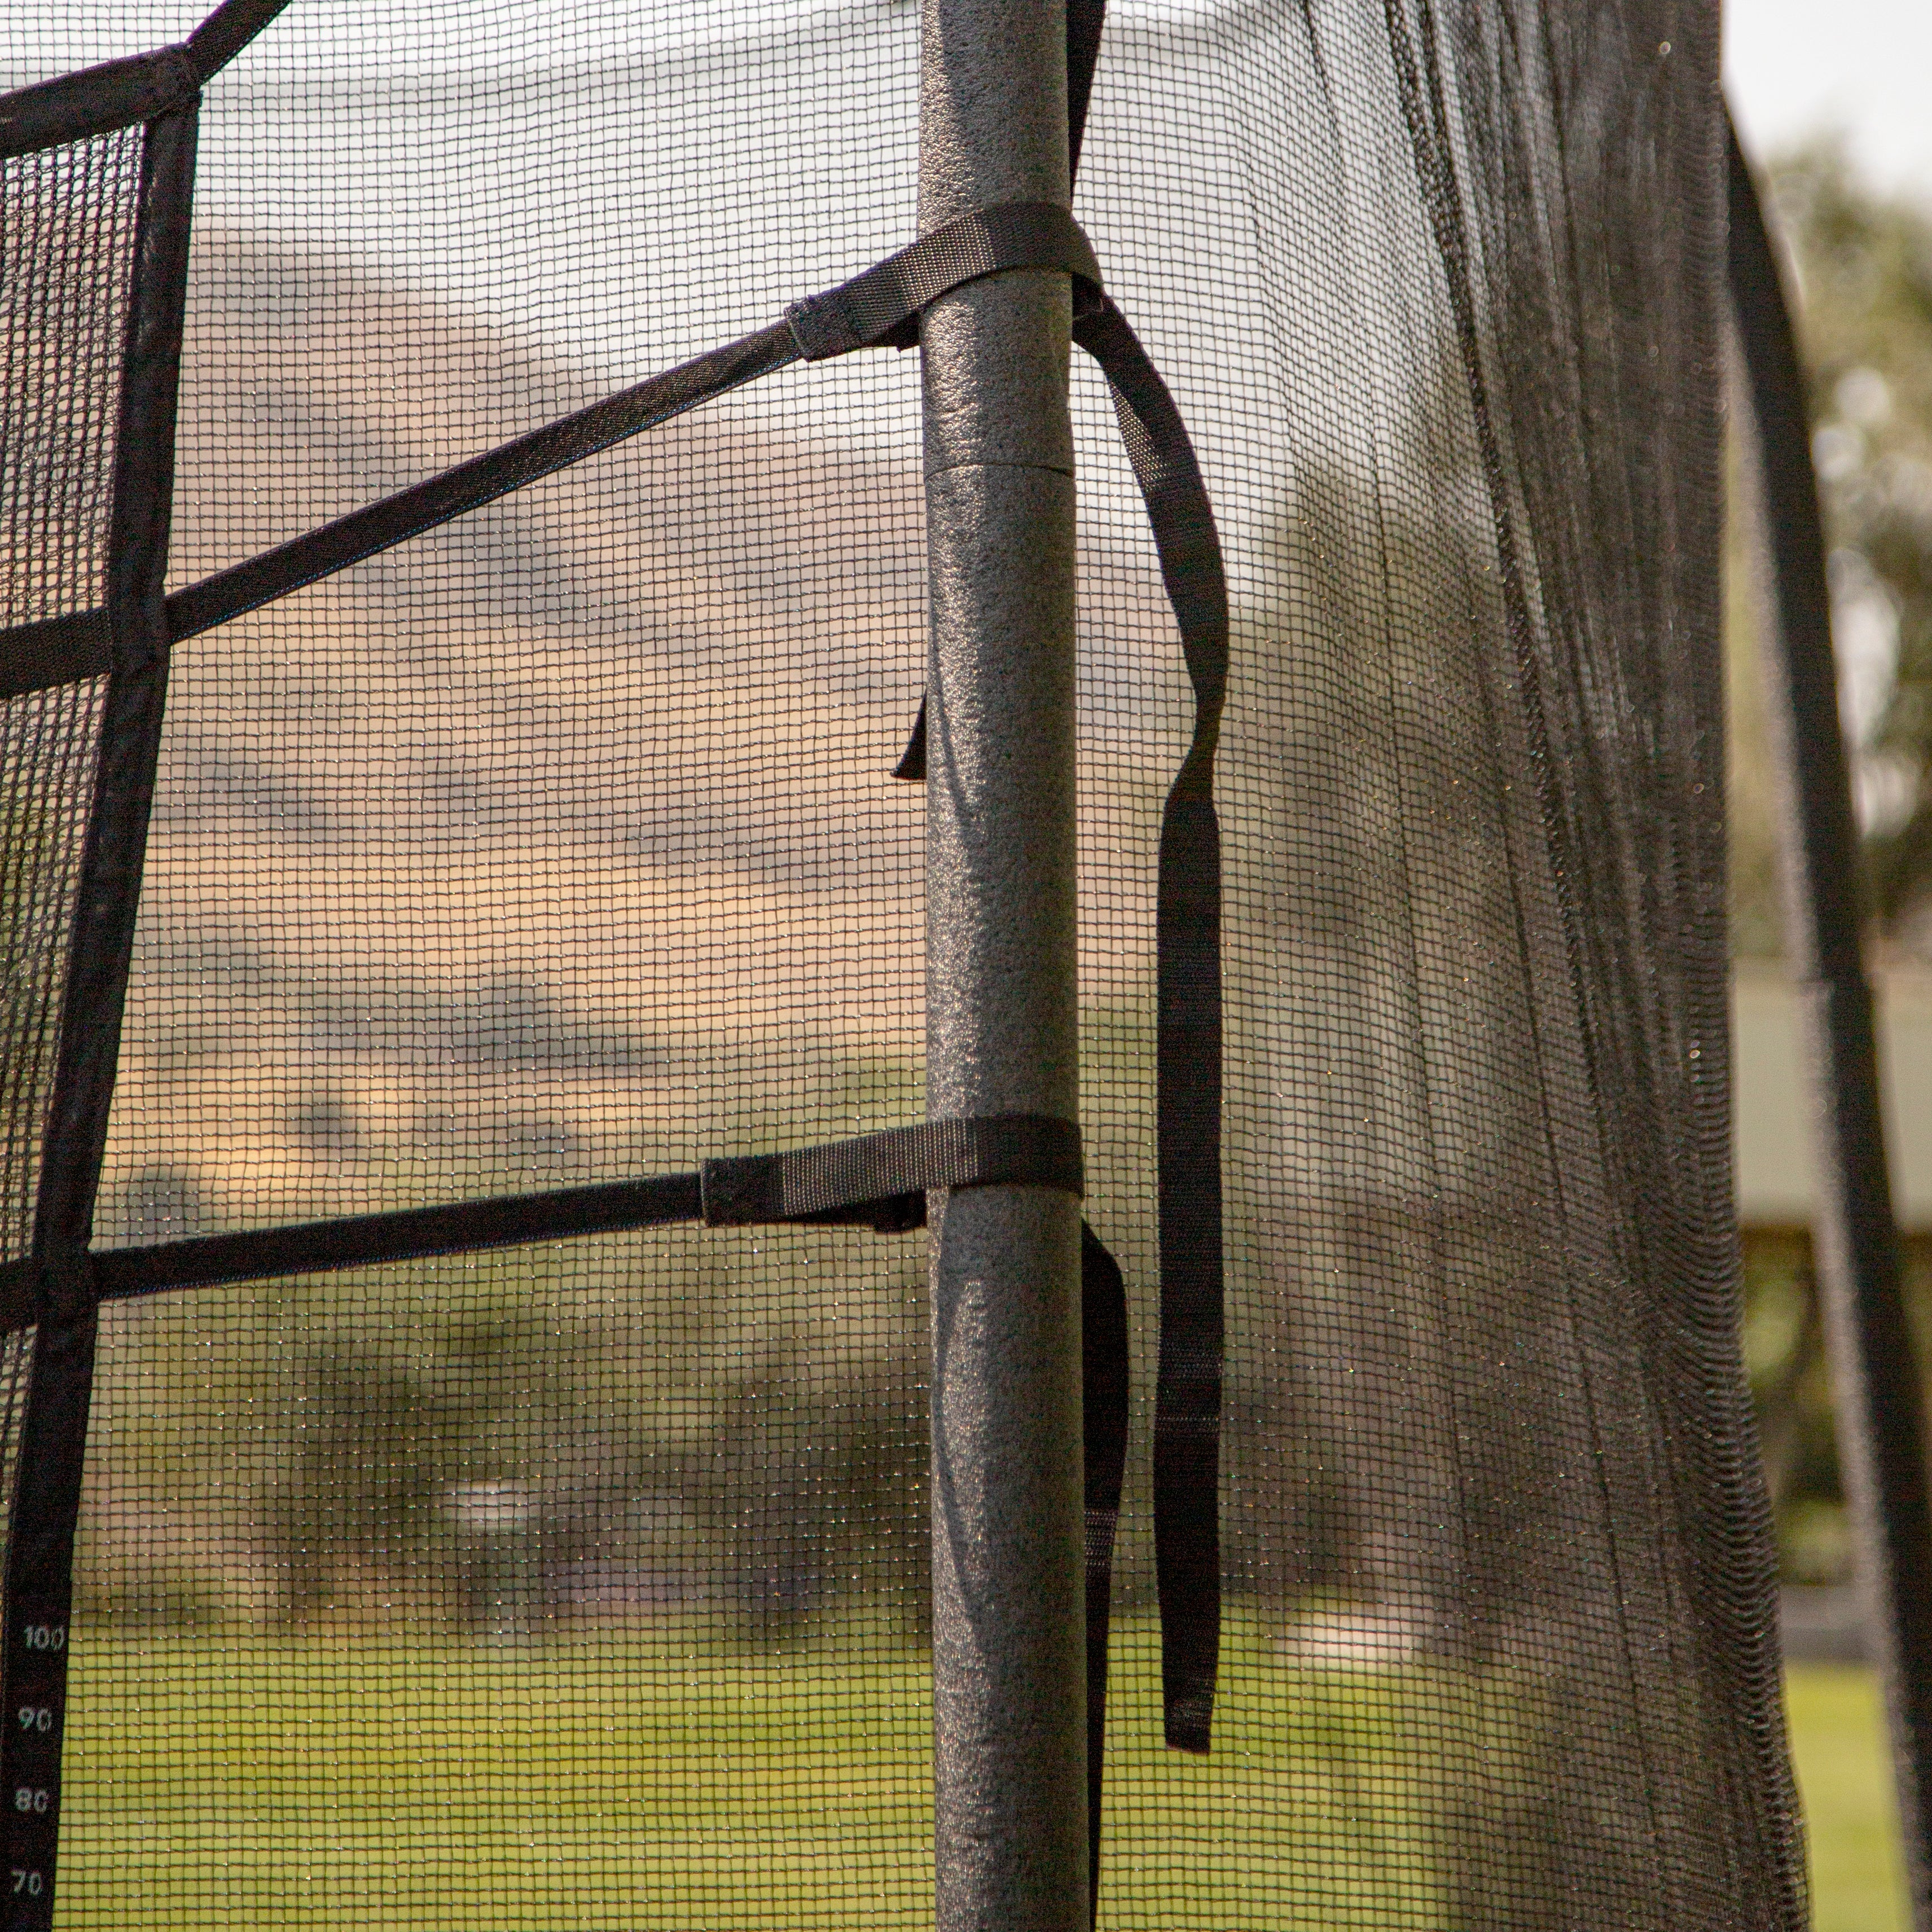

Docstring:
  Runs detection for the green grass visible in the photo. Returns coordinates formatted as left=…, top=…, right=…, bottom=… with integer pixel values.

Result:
left=1789, top=1665, right=1909, bottom=1932
left=55, top=1613, right=1507, bottom=1930
left=48, top=1629, right=1911, bottom=1927
left=60, top=1628, right=937, bottom=1931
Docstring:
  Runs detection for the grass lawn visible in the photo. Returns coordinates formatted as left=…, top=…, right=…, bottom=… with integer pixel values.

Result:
left=48, top=1627, right=1908, bottom=1927
left=1789, top=1665, right=1908, bottom=1932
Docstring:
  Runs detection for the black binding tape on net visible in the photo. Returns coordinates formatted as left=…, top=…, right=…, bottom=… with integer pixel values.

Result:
left=0, top=0, right=289, bottom=160
left=1, top=91, right=203, bottom=1932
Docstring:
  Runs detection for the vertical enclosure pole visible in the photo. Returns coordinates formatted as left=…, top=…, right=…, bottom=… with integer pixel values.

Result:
left=1728, top=125, right=1932, bottom=1930
left=919, top=2, right=1085, bottom=1928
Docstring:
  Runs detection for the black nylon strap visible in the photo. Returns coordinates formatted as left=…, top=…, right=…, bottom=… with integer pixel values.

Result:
left=703, top=1113, right=1080, bottom=1227
left=1073, top=295, right=1226, bottom=1754
left=1080, top=1220, right=1129, bottom=1923
left=0, top=48, right=198, bottom=161
left=87, top=1173, right=705, bottom=1309
left=786, top=201, right=1100, bottom=359
left=0, top=0, right=288, bottom=160
left=1067, top=0, right=1106, bottom=180
left=0, top=1116, right=1082, bottom=1332
left=0, top=320, right=797, bottom=700
left=0, top=202, right=1103, bottom=702
left=166, top=320, right=803, bottom=656
left=0, top=612, right=111, bottom=707
left=182, top=0, right=296, bottom=84
left=2, top=101, right=201, bottom=1932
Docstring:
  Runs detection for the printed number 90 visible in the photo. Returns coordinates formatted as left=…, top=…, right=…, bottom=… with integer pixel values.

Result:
left=14, top=1710, right=50, bottom=1735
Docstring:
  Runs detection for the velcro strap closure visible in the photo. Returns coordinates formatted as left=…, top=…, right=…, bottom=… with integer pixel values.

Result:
left=786, top=201, right=1103, bottom=361
left=701, top=1113, right=1083, bottom=1228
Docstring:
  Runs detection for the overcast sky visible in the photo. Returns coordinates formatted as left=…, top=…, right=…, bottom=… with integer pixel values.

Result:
left=1727, top=0, right=1932, bottom=202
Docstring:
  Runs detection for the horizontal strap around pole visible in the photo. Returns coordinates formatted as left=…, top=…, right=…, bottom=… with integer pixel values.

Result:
left=785, top=201, right=1101, bottom=359
left=0, top=1115, right=1078, bottom=1329
left=701, top=1113, right=1083, bottom=1227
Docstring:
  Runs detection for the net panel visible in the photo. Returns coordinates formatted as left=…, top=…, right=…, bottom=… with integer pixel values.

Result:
left=0, top=125, right=139, bottom=1267
left=0, top=128, right=147, bottom=1692
left=0, top=1, right=1805, bottom=1927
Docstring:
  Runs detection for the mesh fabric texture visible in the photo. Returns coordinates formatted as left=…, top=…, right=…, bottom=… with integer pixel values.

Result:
left=0, top=1, right=1805, bottom=1927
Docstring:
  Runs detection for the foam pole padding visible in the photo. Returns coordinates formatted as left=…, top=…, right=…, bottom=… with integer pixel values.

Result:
left=918, top=0, right=1087, bottom=1925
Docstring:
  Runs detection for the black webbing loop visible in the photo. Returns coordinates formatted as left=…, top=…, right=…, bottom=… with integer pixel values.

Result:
left=702, top=1113, right=1081, bottom=1229
left=786, top=201, right=1101, bottom=359
left=1080, top=1219, right=1129, bottom=1924
left=1072, top=295, right=1227, bottom=1754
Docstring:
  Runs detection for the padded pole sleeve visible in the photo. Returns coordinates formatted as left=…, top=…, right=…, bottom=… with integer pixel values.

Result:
left=919, top=0, right=1087, bottom=1926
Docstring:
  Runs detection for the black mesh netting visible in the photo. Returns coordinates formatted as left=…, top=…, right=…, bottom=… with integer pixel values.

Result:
left=0, top=1, right=1808, bottom=1926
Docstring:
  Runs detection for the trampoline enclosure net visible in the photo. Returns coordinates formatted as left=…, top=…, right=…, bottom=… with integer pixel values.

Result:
left=0, top=1, right=1806, bottom=1927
